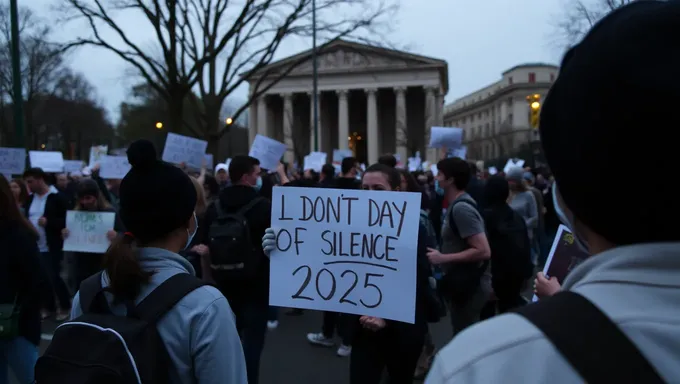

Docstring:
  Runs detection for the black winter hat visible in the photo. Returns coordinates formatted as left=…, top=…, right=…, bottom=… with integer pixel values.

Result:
left=540, top=0, right=680, bottom=245
left=119, top=140, right=197, bottom=243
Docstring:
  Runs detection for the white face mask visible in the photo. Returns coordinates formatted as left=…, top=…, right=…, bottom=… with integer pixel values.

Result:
left=552, top=183, right=589, bottom=253
left=184, top=212, right=198, bottom=250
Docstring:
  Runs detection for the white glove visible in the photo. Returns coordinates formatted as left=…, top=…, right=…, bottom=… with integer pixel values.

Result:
left=262, top=228, right=277, bottom=258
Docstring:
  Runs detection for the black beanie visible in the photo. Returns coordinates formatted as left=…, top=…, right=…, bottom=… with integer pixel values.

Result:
left=540, top=0, right=680, bottom=245
left=119, top=140, right=197, bottom=243
left=76, top=179, right=100, bottom=199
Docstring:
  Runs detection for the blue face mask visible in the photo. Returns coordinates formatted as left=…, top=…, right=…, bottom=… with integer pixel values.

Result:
left=435, top=180, right=445, bottom=196
left=552, top=183, right=589, bottom=253
left=254, top=176, right=263, bottom=192
left=185, top=212, right=198, bottom=250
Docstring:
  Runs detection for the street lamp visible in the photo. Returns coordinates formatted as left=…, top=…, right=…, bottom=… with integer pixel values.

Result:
left=225, top=117, right=233, bottom=125
left=526, top=94, right=541, bottom=129
left=155, top=122, right=163, bottom=129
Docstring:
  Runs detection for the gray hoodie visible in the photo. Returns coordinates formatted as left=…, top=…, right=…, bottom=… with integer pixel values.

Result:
left=71, top=247, right=247, bottom=384
left=426, top=243, right=680, bottom=383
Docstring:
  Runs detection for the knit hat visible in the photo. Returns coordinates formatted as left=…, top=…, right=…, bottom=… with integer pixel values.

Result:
left=539, top=0, right=680, bottom=244
left=76, top=179, right=100, bottom=199
left=119, top=140, right=197, bottom=243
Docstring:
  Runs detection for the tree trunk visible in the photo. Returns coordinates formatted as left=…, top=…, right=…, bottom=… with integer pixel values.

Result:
left=204, top=105, right=221, bottom=160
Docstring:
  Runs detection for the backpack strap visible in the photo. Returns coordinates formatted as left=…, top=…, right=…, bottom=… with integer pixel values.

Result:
left=80, top=271, right=108, bottom=314
left=237, top=196, right=265, bottom=216
left=133, top=273, right=210, bottom=325
left=515, top=291, right=664, bottom=383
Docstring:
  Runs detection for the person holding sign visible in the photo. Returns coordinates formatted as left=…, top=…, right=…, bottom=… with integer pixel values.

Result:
left=263, top=163, right=439, bottom=384
left=61, top=179, right=124, bottom=289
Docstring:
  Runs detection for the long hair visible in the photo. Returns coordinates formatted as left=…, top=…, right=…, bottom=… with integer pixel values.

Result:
left=10, top=178, right=29, bottom=206
left=190, top=176, right=207, bottom=216
left=0, top=176, right=38, bottom=238
left=74, top=190, right=112, bottom=211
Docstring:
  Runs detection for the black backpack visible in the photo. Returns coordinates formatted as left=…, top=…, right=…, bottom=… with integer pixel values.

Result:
left=35, top=272, right=209, bottom=384
left=208, top=198, right=265, bottom=281
left=484, top=207, right=534, bottom=283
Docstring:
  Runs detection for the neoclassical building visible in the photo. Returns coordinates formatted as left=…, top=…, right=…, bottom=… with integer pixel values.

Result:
left=442, top=63, right=559, bottom=161
left=244, top=40, right=448, bottom=165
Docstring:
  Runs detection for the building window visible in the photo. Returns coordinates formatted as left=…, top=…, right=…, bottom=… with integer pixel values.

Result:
left=550, top=73, right=555, bottom=82
left=528, top=73, right=536, bottom=83
left=508, top=76, right=513, bottom=85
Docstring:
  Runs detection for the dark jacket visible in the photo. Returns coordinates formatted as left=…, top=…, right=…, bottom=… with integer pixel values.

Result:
left=0, top=220, right=52, bottom=345
left=201, top=185, right=272, bottom=306
left=466, top=176, right=486, bottom=210
left=179, top=213, right=208, bottom=278
left=25, top=192, right=68, bottom=253
left=332, top=177, right=361, bottom=190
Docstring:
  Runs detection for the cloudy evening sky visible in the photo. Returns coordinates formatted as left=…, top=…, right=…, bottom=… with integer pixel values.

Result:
left=25, top=0, right=569, bottom=122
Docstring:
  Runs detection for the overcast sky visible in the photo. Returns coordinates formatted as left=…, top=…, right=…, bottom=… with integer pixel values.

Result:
left=26, top=0, right=568, bottom=122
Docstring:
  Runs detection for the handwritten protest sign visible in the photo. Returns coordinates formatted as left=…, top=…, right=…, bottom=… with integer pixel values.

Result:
left=0, top=147, right=25, bottom=175
left=63, top=160, right=84, bottom=173
left=100, top=156, right=131, bottom=179
left=269, top=186, right=421, bottom=323
left=161, top=133, right=208, bottom=170
left=63, top=210, right=116, bottom=253
left=429, top=126, right=463, bottom=148
left=89, top=145, right=108, bottom=166
left=249, top=134, right=287, bottom=172
left=533, top=225, right=590, bottom=302
left=29, top=151, right=64, bottom=173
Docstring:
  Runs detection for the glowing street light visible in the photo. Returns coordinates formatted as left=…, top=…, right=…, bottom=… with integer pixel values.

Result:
left=155, top=122, right=163, bottom=129
left=225, top=117, right=233, bottom=125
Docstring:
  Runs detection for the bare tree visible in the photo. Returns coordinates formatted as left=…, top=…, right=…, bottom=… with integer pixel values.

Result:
left=59, top=0, right=396, bottom=155
left=0, top=5, right=67, bottom=147
left=554, top=0, right=652, bottom=48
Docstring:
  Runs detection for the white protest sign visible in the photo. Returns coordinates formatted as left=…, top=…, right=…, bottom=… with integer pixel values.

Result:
left=0, top=147, right=25, bottom=175
left=450, top=146, right=467, bottom=159
left=63, top=210, right=116, bottom=253
left=269, top=186, right=421, bottom=323
left=29, top=151, right=64, bottom=173
left=248, top=134, right=287, bottom=172
left=64, top=160, right=84, bottom=173
left=161, top=133, right=208, bottom=170
left=204, top=154, right=214, bottom=170
left=503, top=158, right=526, bottom=174
left=488, top=166, right=498, bottom=175
left=332, top=149, right=353, bottom=164
left=429, top=126, right=463, bottom=149
left=407, top=156, right=421, bottom=172
left=89, top=145, right=108, bottom=166
left=100, top=155, right=131, bottom=179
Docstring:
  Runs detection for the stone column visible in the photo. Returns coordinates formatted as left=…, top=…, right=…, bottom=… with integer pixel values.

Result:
left=257, top=96, right=268, bottom=137
left=366, top=88, right=379, bottom=165
left=424, top=86, right=437, bottom=162
left=337, top=90, right=349, bottom=150
left=248, top=100, right=257, bottom=146
left=282, top=93, right=295, bottom=164
left=436, top=89, right=445, bottom=159
left=309, top=92, right=322, bottom=154
left=394, top=87, right=408, bottom=164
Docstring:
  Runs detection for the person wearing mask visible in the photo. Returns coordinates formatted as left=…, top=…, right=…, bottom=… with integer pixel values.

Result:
left=263, top=163, right=435, bottom=384
left=66, top=140, right=247, bottom=383
left=200, top=155, right=271, bottom=384
left=214, top=163, right=230, bottom=188
left=0, top=176, right=51, bottom=384
left=427, top=3, right=680, bottom=382
left=61, top=179, right=124, bottom=289
left=22, top=167, right=70, bottom=321
left=426, top=157, right=491, bottom=338
left=9, top=179, right=29, bottom=215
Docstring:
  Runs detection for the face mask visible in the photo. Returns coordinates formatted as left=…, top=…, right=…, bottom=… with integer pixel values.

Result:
left=435, top=180, right=445, bottom=196
left=254, top=176, right=263, bottom=192
left=185, top=212, right=198, bottom=250
left=552, top=183, right=589, bottom=253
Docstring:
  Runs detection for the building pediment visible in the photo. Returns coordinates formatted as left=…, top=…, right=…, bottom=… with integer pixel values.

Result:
left=245, top=39, right=446, bottom=78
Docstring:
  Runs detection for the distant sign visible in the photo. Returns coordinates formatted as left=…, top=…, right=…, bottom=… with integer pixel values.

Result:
left=63, top=210, right=116, bottom=253
left=29, top=151, right=64, bottom=173
left=0, top=147, right=25, bottom=175
left=100, top=155, right=131, bottom=179
left=161, top=133, right=208, bottom=170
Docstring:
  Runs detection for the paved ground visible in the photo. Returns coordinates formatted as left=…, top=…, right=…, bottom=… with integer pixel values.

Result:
left=12, top=309, right=453, bottom=384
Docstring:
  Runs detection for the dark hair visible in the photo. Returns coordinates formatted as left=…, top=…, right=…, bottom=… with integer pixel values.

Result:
left=0, top=176, right=38, bottom=238
left=437, top=157, right=471, bottom=190
left=23, top=167, right=46, bottom=180
left=10, top=178, right=29, bottom=206
left=484, top=175, right=510, bottom=206
left=377, top=154, right=397, bottom=168
left=364, top=163, right=401, bottom=190
left=341, top=157, right=357, bottom=174
left=321, top=164, right=335, bottom=179
left=203, top=174, right=219, bottom=197
left=469, top=161, right=478, bottom=174
left=397, top=169, right=421, bottom=193
left=104, top=235, right=152, bottom=303
left=229, top=155, right=260, bottom=183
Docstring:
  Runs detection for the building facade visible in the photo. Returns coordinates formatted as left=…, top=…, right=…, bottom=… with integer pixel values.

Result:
left=442, top=63, right=558, bottom=162
left=244, top=40, right=448, bottom=165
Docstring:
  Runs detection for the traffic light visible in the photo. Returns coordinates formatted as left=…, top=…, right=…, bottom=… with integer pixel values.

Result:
left=526, top=94, right=541, bottom=129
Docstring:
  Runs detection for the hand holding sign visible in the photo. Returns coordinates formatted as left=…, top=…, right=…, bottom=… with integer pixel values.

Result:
left=269, top=186, right=421, bottom=323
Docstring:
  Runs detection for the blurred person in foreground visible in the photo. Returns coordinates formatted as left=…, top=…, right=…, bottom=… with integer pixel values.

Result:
left=427, top=2, right=680, bottom=382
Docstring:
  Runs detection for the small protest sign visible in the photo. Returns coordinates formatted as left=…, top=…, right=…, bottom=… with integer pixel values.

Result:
left=62, top=211, right=116, bottom=253
left=161, top=133, right=208, bottom=170
left=533, top=224, right=590, bottom=301
left=29, top=151, right=64, bottom=173
left=249, top=134, right=287, bottom=172
left=99, top=156, right=131, bottom=179
left=0, top=147, right=25, bottom=175
left=64, top=160, right=85, bottom=173
left=269, top=186, right=421, bottom=323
